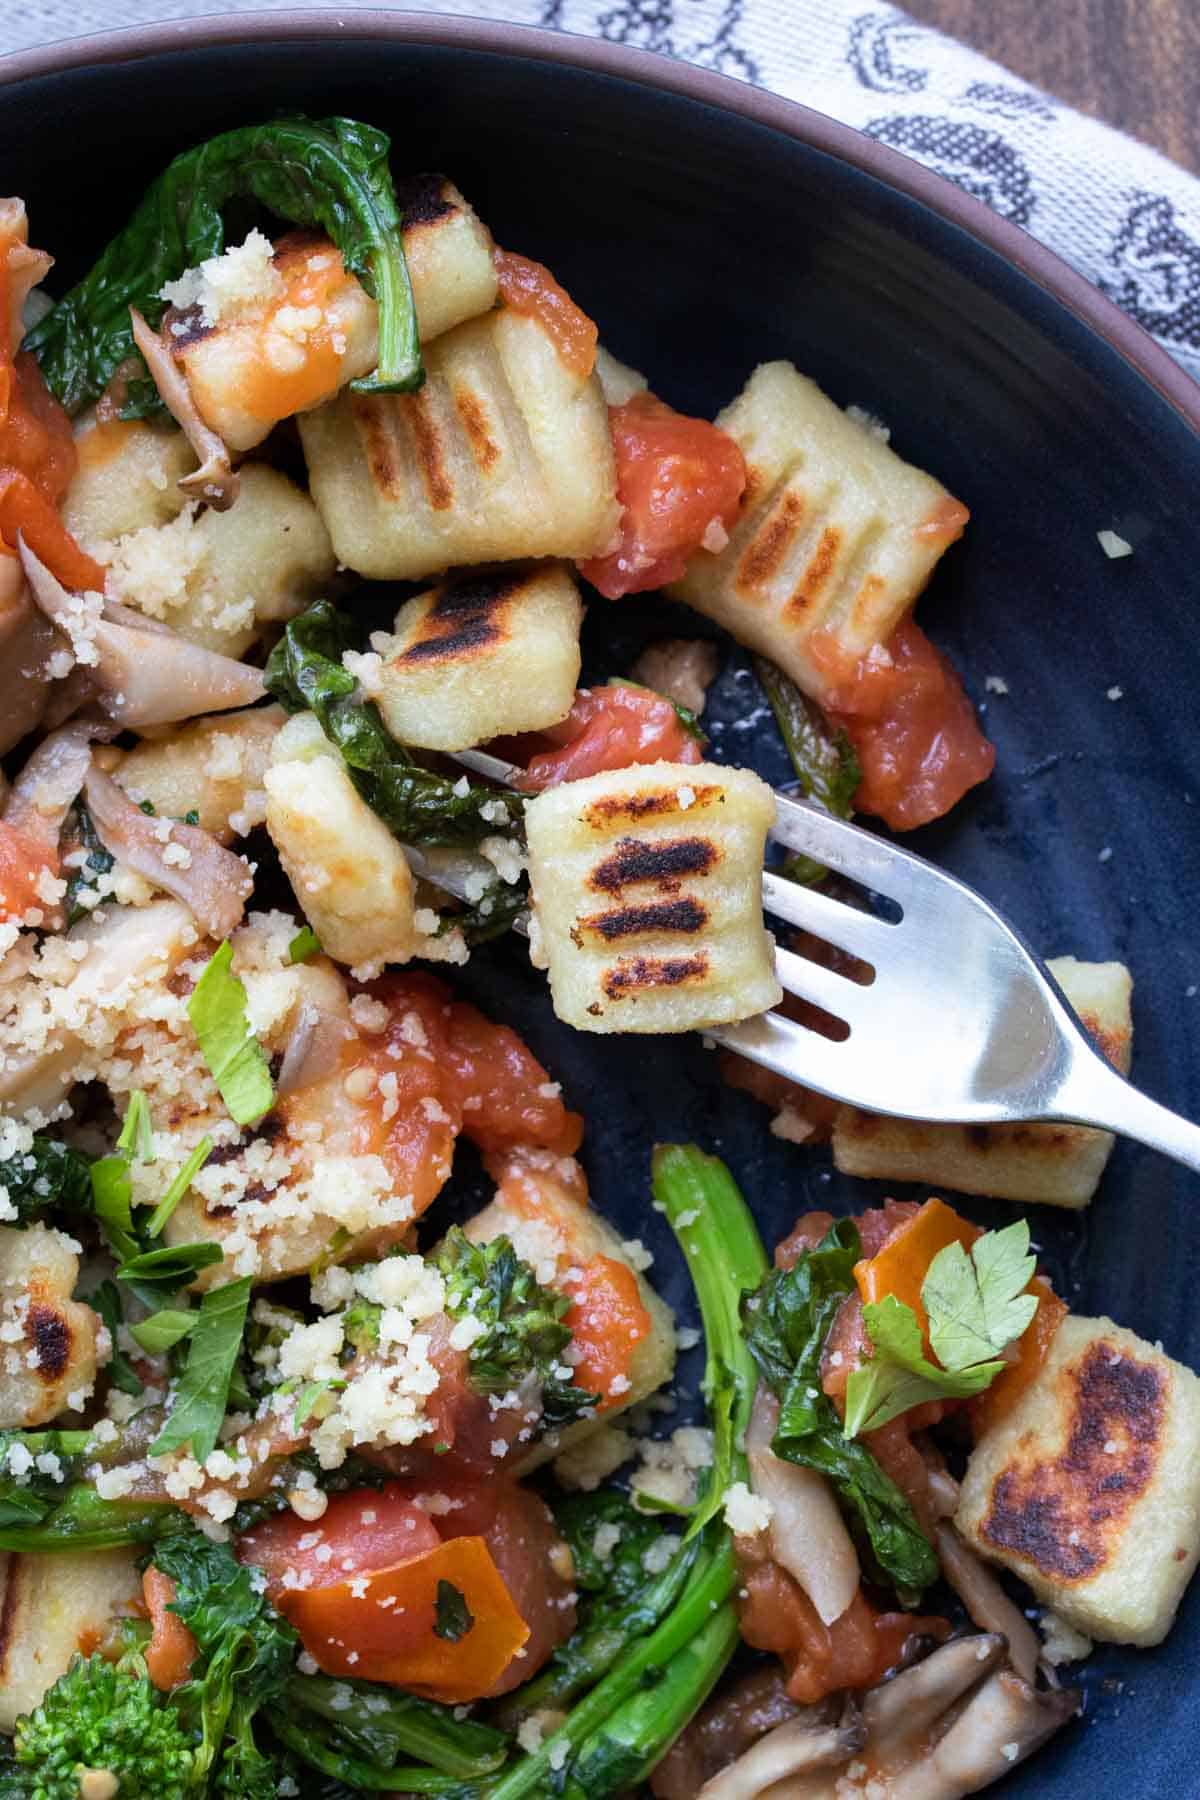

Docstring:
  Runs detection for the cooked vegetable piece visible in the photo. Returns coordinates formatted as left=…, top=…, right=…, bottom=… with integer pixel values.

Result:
left=524, top=760, right=781, bottom=1033
left=375, top=562, right=583, bottom=752
left=299, top=303, right=619, bottom=580
left=493, top=248, right=599, bottom=378
left=742, top=1219, right=940, bottom=1594
left=519, top=681, right=703, bottom=789
left=25, top=115, right=423, bottom=414
left=957, top=1314, right=1200, bottom=1645
left=7, top=1644, right=195, bottom=1790
left=265, top=600, right=524, bottom=846
left=0, top=1134, right=90, bottom=1227
left=755, top=653, right=860, bottom=883
left=149, top=1275, right=252, bottom=1462
left=579, top=391, right=745, bottom=598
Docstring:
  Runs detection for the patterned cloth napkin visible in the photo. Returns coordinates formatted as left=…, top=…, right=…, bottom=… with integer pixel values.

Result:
left=7, top=0, right=1200, bottom=384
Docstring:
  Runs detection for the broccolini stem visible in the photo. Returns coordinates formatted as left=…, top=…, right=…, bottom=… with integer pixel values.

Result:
left=288, top=1674, right=509, bottom=1778
left=650, top=1142, right=769, bottom=1533
left=272, top=1711, right=477, bottom=1792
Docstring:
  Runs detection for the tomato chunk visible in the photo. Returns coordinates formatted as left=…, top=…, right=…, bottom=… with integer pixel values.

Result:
left=854, top=1197, right=981, bottom=1352
left=519, top=682, right=703, bottom=788
left=810, top=617, right=994, bottom=830
left=560, top=1255, right=652, bottom=1410
left=0, top=819, right=59, bottom=925
left=142, top=1568, right=197, bottom=1692
left=237, top=1486, right=441, bottom=1597
left=579, top=393, right=746, bottom=598
left=0, top=468, right=105, bottom=592
left=493, top=248, right=598, bottom=380
left=442, top=999, right=583, bottom=1157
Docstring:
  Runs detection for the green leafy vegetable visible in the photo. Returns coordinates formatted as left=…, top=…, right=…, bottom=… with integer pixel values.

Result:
left=87, top=1278, right=144, bottom=1396
left=843, top=1221, right=1040, bottom=1438
left=152, top=1526, right=299, bottom=1793
left=0, top=1134, right=91, bottom=1227
left=0, top=1428, right=175, bottom=1550
left=755, top=655, right=861, bottom=885
left=288, top=925, right=321, bottom=963
left=285, top=1673, right=508, bottom=1778
left=150, top=1276, right=253, bottom=1462
left=264, top=602, right=525, bottom=848
left=434, top=1226, right=598, bottom=1428
left=131, top=1307, right=198, bottom=1355
left=63, top=802, right=115, bottom=925
left=187, top=941, right=274, bottom=1126
left=120, top=1090, right=155, bottom=1163
left=25, top=115, right=422, bottom=415
left=145, top=1135, right=214, bottom=1238
left=742, top=1219, right=939, bottom=1596
left=89, top=1089, right=156, bottom=1259
left=10, top=1649, right=197, bottom=1799
left=433, top=1581, right=474, bottom=1643
left=117, top=1240, right=224, bottom=1307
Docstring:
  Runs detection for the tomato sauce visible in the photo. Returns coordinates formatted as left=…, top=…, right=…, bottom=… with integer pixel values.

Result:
left=560, top=1254, right=652, bottom=1408
left=810, top=616, right=995, bottom=830
left=579, top=393, right=746, bottom=598
left=493, top=248, right=598, bottom=380
left=515, top=682, right=703, bottom=789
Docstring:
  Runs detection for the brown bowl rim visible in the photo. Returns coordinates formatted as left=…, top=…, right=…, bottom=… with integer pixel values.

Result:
left=4, top=6, right=1199, bottom=432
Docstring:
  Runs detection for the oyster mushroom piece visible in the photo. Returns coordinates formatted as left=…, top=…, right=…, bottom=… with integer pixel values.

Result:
left=933, top=1524, right=1042, bottom=1687
left=0, top=556, right=56, bottom=755
left=698, top=1699, right=866, bottom=1798
left=129, top=306, right=239, bottom=510
left=886, top=1669, right=1080, bottom=1799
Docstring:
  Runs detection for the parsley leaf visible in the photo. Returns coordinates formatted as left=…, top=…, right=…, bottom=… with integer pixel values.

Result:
left=434, top=1581, right=474, bottom=1642
left=187, top=941, right=274, bottom=1126
left=842, top=1223, right=1040, bottom=1439
left=150, top=1276, right=252, bottom=1462
left=0, top=1135, right=92, bottom=1227
left=925, top=1220, right=1039, bottom=1371
left=85, top=1279, right=144, bottom=1397
left=288, top=926, right=321, bottom=963
left=144, top=1136, right=213, bottom=1238
left=130, top=1307, right=198, bottom=1355
left=117, top=1241, right=224, bottom=1307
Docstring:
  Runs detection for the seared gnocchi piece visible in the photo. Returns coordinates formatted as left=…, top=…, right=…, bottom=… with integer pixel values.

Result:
left=107, top=704, right=284, bottom=843
left=669, top=362, right=968, bottom=702
left=834, top=957, right=1133, bottom=1208
left=263, top=715, right=423, bottom=971
left=524, top=761, right=781, bottom=1034
left=594, top=345, right=648, bottom=406
left=464, top=1147, right=676, bottom=1466
left=375, top=563, right=582, bottom=751
left=956, top=1314, right=1200, bottom=1645
left=0, top=1548, right=142, bottom=1728
left=169, top=179, right=497, bottom=453
left=98, top=464, right=336, bottom=658
left=0, top=1225, right=101, bottom=1428
left=62, top=417, right=197, bottom=544
left=299, top=306, right=619, bottom=581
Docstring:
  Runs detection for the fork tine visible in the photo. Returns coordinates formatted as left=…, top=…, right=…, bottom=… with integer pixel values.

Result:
left=761, top=871, right=893, bottom=962
left=712, top=1006, right=855, bottom=1093
left=773, top=944, right=875, bottom=1027
left=770, top=790, right=928, bottom=905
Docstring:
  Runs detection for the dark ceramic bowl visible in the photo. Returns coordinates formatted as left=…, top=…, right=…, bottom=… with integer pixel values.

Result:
left=3, top=13, right=1198, bottom=1794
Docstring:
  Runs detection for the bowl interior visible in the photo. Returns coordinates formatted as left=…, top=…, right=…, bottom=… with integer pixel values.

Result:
left=3, top=24, right=1198, bottom=1793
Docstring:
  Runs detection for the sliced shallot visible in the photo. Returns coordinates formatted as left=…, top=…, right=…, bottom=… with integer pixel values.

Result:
left=276, top=999, right=358, bottom=1098
left=129, top=306, right=239, bottom=510
left=83, top=764, right=252, bottom=939
left=746, top=1387, right=860, bottom=1627
left=3, top=721, right=107, bottom=847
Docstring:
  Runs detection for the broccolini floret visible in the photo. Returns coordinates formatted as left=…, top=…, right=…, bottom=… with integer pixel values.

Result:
left=11, top=1651, right=196, bottom=1800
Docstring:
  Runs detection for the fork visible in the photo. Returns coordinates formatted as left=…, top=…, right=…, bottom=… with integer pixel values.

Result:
left=422, top=751, right=1200, bottom=1175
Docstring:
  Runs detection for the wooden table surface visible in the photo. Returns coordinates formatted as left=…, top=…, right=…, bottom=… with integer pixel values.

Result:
left=906, top=0, right=1200, bottom=174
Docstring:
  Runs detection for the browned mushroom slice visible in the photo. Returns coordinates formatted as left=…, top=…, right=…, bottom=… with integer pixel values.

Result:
left=129, top=306, right=239, bottom=510
left=860, top=1635, right=1008, bottom=1761
left=83, top=765, right=253, bottom=940
left=885, top=1669, right=1080, bottom=1799
left=933, top=1524, right=1042, bottom=1687
left=20, top=540, right=266, bottom=726
left=2, top=721, right=98, bottom=847
left=0, top=557, right=56, bottom=755
left=698, top=1698, right=866, bottom=1798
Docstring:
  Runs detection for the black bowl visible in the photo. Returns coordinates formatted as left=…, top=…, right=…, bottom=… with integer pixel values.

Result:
left=4, top=14, right=1198, bottom=1793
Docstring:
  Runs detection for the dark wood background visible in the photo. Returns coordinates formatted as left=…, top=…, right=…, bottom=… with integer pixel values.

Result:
left=906, top=0, right=1200, bottom=173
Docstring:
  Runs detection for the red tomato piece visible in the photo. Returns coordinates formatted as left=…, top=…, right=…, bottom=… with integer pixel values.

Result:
left=442, top=1000, right=583, bottom=1157
left=0, top=468, right=105, bottom=591
left=579, top=393, right=746, bottom=598
left=520, top=682, right=703, bottom=789
left=237, top=1486, right=441, bottom=1599
left=810, top=617, right=995, bottom=830
left=493, top=248, right=598, bottom=379
left=0, top=820, right=59, bottom=925
left=142, top=1568, right=197, bottom=1692
left=560, top=1255, right=652, bottom=1411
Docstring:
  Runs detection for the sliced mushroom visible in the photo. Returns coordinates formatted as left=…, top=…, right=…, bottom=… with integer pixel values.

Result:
left=698, top=1699, right=865, bottom=1798
left=934, top=1524, right=1041, bottom=1688
left=886, top=1670, right=1080, bottom=1799
left=276, top=997, right=358, bottom=1098
left=1, top=198, right=52, bottom=353
left=20, top=539, right=266, bottom=727
left=83, top=765, right=252, bottom=940
left=3, top=721, right=106, bottom=848
left=747, top=1387, right=861, bottom=1626
left=128, top=307, right=239, bottom=510
left=860, top=1635, right=1007, bottom=1760
left=0, top=557, right=56, bottom=755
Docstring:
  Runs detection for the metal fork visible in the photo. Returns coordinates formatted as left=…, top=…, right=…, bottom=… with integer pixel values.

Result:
left=427, top=752, right=1200, bottom=1174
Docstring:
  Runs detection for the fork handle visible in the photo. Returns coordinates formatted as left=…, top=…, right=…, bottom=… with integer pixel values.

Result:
left=1054, top=1049, right=1200, bottom=1175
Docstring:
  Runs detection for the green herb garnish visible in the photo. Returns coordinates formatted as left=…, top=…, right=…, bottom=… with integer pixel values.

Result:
left=433, top=1581, right=474, bottom=1643
left=187, top=940, right=274, bottom=1126
left=150, top=1277, right=253, bottom=1463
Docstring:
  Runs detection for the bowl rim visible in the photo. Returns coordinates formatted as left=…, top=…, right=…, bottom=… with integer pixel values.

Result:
left=4, top=5, right=1200, bottom=435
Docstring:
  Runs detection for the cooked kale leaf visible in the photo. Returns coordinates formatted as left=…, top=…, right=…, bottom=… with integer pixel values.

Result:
left=0, top=1134, right=91, bottom=1227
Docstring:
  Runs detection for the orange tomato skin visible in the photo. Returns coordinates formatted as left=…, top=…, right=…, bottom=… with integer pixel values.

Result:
left=237, top=1487, right=441, bottom=1598
left=854, top=1196, right=981, bottom=1352
left=0, top=468, right=105, bottom=591
left=579, top=394, right=746, bottom=599
left=560, top=1254, right=653, bottom=1411
left=142, top=1568, right=198, bottom=1691
left=0, top=819, right=59, bottom=924
left=493, top=249, right=598, bottom=379
left=810, top=617, right=994, bottom=830
left=520, top=682, right=703, bottom=789
left=442, top=1000, right=583, bottom=1157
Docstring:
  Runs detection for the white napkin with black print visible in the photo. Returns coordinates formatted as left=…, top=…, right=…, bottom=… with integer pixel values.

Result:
left=8, top=0, right=1200, bottom=384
